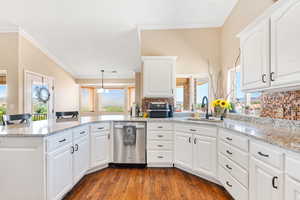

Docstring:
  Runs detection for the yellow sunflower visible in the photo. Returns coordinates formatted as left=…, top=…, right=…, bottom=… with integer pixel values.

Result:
left=220, top=100, right=229, bottom=109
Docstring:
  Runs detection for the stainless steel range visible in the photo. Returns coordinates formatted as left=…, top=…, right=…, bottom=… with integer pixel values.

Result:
left=113, top=121, right=146, bottom=165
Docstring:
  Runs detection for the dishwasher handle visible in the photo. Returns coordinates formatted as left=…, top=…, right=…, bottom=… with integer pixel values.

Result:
left=114, top=124, right=145, bottom=129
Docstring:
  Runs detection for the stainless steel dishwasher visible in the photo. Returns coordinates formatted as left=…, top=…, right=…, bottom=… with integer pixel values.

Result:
left=113, top=121, right=146, bottom=165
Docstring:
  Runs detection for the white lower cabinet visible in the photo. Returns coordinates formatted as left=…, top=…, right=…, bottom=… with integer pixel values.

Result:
left=47, top=144, right=73, bottom=200
left=174, top=132, right=193, bottom=169
left=174, top=126, right=217, bottom=179
left=286, top=176, right=300, bottom=200
left=90, top=132, right=109, bottom=168
left=73, top=135, right=90, bottom=184
left=192, top=134, right=216, bottom=177
left=249, top=157, right=283, bottom=200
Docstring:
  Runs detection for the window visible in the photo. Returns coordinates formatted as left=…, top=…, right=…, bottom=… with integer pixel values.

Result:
left=81, top=87, right=95, bottom=112
left=176, top=86, right=184, bottom=111
left=228, top=67, right=262, bottom=116
left=195, top=80, right=209, bottom=110
left=0, top=70, right=7, bottom=119
left=98, top=89, right=125, bottom=113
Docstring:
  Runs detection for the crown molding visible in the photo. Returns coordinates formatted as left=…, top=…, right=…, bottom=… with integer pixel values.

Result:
left=137, top=22, right=222, bottom=31
left=18, top=29, right=76, bottom=77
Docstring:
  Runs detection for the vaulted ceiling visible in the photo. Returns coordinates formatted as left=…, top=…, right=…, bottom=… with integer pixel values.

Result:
left=0, top=0, right=238, bottom=79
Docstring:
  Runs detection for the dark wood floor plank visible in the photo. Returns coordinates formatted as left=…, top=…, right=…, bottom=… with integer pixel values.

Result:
left=64, top=168, right=233, bottom=200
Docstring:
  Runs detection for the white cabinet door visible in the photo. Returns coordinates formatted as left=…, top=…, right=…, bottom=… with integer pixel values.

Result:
left=192, top=135, right=216, bottom=177
left=249, top=157, right=283, bottom=200
left=240, top=20, right=270, bottom=91
left=174, top=132, right=193, bottom=169
left=142, top=57, right=176, bottom=97
left=286, top=176, right=300, bottom=200
left=47, top=145, right=73, bottom=200
left=270, top=0, right=300, bottom=88
left=73, top=136, right=89, bottom=184
left=90, top=132, right=109, bottom=168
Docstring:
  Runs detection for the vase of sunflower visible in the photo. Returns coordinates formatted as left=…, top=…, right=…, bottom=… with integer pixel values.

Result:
left=212, top=99, right=232, bottom=120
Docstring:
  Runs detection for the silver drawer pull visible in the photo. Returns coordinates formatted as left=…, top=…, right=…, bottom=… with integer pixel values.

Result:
left=226, top=164, right=232, bottom=170
left=190, top=129, right=196, bottom=132
left=157, top=145, right=164, bottom=147
left=258, top=151, right=269, bottom=158
left=157, top=135, right=164, bottom=138
left=80, top=131, right=86, bottom=134
left=98, top=127, right=104, bottom=130
left=157, top=156, right=164, bottom=159
left=157, top=126, right=163, bottom=129
left=226, top=137, right=233, bottom=141
left=59, top=139, right=66, bottom=143
left=226, top=150, right=233, bottom=155
left=226, top=181, right=232, bottom=188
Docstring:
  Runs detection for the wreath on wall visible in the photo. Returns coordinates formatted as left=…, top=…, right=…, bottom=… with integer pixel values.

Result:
left=36, top=87, right=50, bottom=103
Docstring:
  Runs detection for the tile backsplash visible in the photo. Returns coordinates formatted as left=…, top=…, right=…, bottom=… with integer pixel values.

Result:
left=260, top=90, right=300, bottom=120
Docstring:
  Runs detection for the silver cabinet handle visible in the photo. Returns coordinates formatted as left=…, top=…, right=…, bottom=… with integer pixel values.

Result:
left=226, top=164, right=232, bottom=170
left=226, top=137, right=233, bottom=141
left=226, top=150, right=233, bottom=155
left=80, top=131, right=86, bottom=134
left=270, top=72, right=275, bottom=82
left=157, top=126, right=163, bottom=129
left=71, top=146, right=75, bottom=154
left=108, top=134, right=111, bottom=140
left=157, top=156, right=164, bottom=159
left=157, top=145, right=164, bottom=147
left=59, top=138, right=66, bottom=143
left=194, top=138, right=196, bottom=144
left=258, top=151, right=269, bottom=158
left=189, top=137, right=191, bottom=143
left=75, top=144, right=79, bottom=151
left=190, top=129, right=196, bottom=132
left=226, top=181, right=232, bottom=188
left=157, top=135, right=164, bottom=138
left=272, top=176, right=278, bottom=189
left=98, top=127, right=104, bottom=130
left=262, top=74, right=267, bottom=83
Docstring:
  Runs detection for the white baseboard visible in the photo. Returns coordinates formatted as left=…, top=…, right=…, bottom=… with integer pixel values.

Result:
left=86, top=164, right=109, bottom=174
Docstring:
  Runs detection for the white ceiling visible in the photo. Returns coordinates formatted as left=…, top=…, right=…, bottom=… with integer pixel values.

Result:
left=0, top=0, right=238, bottom=79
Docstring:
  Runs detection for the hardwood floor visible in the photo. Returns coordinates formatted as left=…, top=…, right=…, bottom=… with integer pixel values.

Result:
left=64, top=168, right=233, bottom=200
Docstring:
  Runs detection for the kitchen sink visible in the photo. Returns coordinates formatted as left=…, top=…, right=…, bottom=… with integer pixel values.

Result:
left=186, top=117, right=223, bottom=123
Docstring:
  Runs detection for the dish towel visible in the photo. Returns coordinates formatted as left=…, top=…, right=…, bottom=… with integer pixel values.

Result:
left=123, top=126, right=137, bottom=146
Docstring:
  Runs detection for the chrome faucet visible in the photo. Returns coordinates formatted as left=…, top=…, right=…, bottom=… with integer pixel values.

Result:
left=201, top=96, right=210, bottom=119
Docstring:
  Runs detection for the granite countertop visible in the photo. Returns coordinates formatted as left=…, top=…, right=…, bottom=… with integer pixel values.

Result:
left=1, top=115, right=300, bottom=153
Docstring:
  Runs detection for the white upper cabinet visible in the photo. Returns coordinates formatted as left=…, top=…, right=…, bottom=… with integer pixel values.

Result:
left=240, top=20, right=270, bottom=91
left=239, top=0, right=300, bottom=92
left=270, top=0, right=300, bottom=88
left=142, top=56, right=176, bottom=98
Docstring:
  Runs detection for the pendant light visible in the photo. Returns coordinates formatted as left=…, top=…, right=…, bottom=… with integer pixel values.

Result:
left=97, top=70, right=108, bottom=93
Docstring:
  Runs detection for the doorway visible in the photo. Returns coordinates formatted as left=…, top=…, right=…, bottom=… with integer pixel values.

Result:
left=24, top=71, right=54, bottom=120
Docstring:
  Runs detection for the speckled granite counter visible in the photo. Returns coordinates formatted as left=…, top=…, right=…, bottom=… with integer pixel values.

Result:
left=1, top=115, right=300, bottom=153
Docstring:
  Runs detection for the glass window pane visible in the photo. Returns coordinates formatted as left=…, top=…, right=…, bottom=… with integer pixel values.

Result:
left=176, top=86, right=184, bottom=111
left=0, top=71, right=7, bottom=120
left=99, top=89, right=125, bottom=112
left=196, top=81, right=209, bottom=109
left=81, top=87, right=94, bottom=112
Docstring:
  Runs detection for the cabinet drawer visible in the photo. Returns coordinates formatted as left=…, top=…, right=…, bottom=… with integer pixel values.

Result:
left=175, top=123, right=217, bottom=137
left=250, top=141, right=283, bottom=170
left=73, top=126, right=89, bottom=139
left=148, top=141, right=173, bottom=150
left=219, top=129, right=249, bottom=151
left=47, top=131, right=72, bottom=152
left=219, top=166, right=248, bottom=200
left=148, top=123, right=173, bottom=131
left=148, top=132, right=173, bottom=140
left=219, top=153, right=249, bottom=188
left=147, top=151, right=173, bottom=163
left=90, top=123, right=110, bottom=132
left=219, top=141, right=249, bottom=169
